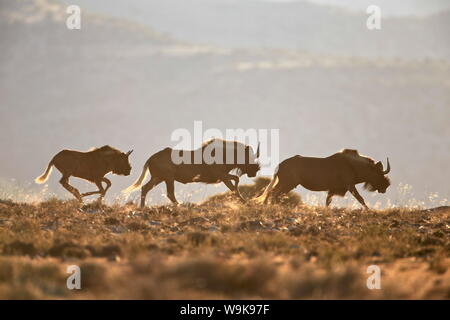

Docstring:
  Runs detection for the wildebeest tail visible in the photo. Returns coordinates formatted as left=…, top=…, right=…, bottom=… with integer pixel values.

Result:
left=255, top=172, right=279, bottom=204
left=35, top=159, right=54, bottom=184
left=123, top=160, right=150, bottom=193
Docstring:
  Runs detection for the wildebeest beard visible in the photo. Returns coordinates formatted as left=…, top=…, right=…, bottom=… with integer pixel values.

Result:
left=112, top=168, right=126, bottom=175
left=363, top=175, right=390, bottom=192
left=236, top=162, right=261, bottom=177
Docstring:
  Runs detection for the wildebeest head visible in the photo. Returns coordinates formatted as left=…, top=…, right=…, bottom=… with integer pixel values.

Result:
left=238, top=143, right=261, bottom=178
left=111, top=150, right=133, bottom=176
left=363, top=158, right=391, bottom=193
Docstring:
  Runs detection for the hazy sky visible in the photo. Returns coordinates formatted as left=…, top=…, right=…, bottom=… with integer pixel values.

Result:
left=2, top=0, right=449, bottom=207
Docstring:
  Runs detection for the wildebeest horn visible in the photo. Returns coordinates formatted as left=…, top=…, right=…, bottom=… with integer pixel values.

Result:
left=383, top=157, right=390, bottom=174
left=256, top=143, right=260, bottom=158
left=126, top=150, right=133, bottom=156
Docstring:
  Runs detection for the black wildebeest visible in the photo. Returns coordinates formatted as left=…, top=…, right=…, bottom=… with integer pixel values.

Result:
left=257, top=149, right=391, bottom=209
left=124, top=139, right=260, bottom=207
left=35, top=146, right=133, bottom=202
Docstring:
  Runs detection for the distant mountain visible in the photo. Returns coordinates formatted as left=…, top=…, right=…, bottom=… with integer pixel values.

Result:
left=62, top=0, right=450, bottom=60
left=1, top=0, right=449, bottom=206
left=306, top=0, right=450, bottom=17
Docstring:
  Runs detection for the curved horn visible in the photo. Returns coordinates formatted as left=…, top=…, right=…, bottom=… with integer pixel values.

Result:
left=256, top=143, right=260, bottom=158
left=126, top=150, right=133, bottom=156
left=383, top=157, right=390, bottom=174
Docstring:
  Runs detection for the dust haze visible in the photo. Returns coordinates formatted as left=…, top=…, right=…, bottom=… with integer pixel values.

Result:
left=1, top=0, right=449, bottom=207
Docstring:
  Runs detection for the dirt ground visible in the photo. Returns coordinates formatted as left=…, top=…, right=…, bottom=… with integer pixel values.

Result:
left=0, top=189, right=448, bottom=299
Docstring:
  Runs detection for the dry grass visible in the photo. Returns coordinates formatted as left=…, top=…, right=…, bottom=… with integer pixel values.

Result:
left=0, top=182, right=449, bottom=299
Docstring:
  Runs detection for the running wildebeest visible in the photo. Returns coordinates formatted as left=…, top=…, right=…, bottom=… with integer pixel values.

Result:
left=35, top=146, right=133, bottom=202
left=257, top=149, right=391, bottom=209
left=124, top=139, right=260, bottom=207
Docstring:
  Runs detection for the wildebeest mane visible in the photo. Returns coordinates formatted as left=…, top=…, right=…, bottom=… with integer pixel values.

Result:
left=340, top=149, right=376, bottom=166
left=200, top=138, right=257, bottom=167
left=201, top=138, right=248, bottom=150
left=89, top=145, right=122, bottom=155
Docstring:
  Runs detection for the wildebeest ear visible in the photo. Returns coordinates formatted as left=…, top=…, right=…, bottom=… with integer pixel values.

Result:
left=375, top=161, right=383, bottom=171
left=126, top=150, right=133, bottom=157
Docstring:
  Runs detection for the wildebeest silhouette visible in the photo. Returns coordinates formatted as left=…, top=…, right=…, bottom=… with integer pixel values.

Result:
left=257, top=149, right=391, bottom=209
left=125, top=139, right=260, bottom=207
left=35, top=146, right=133, bottom=202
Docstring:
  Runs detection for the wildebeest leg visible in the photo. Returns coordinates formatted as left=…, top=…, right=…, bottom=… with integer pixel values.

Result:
left=81, top=180, right=105, bottom=201
left=271, top=187, right=283, bottom=202
left=81, top=190, right=101, bottom=197
left=262, top=181, right=276, bottom=204
left=349, top=186, right=369, bottom=209
left=265, top=183, right=281, bottom=203
left=223, top=177, right=245, bottom=202
left=140, top=177, right=162, bottom=208
left=271, top=181, right=292, bottom=203
left=59, top=176, right=82, bottom=202
left=102, top=177, right=112, bottom=194
left=229, top=174, right=246, bottom=202
left=263, top=193, right=271, bottom=204
left=95, top=181, right=106, bottom=202
left=165, top=179, right=179, bottom=205
left=326, top=192, right=334, bottom=207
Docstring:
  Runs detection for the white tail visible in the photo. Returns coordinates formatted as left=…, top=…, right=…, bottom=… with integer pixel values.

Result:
left=35, top=161, right=54, bottom=184
left=255, top=174, right=279, bottom=204
left=123, top=162, right=149, bottom=193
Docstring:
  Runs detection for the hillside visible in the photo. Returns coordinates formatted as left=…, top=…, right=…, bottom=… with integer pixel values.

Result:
left=307, top=0, right=450, bottom=17
left=64, top=0, right=450, bottom=60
